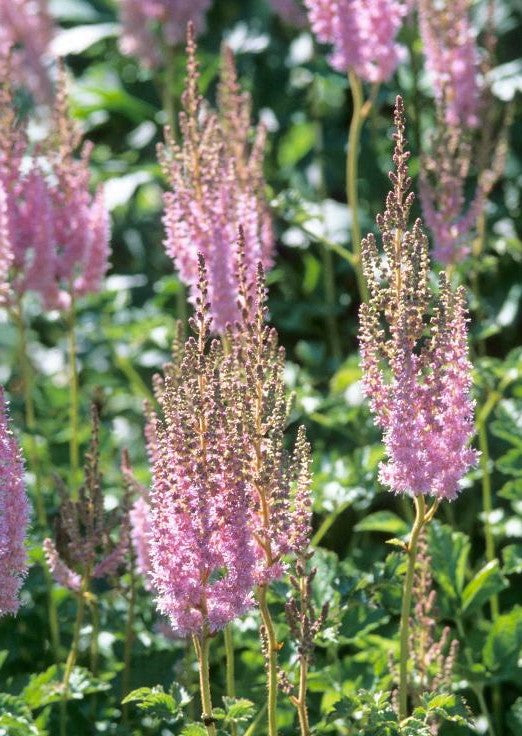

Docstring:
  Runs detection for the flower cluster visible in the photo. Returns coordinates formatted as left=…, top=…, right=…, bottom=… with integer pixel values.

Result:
left=44, top=407, right=129, bottom=591
left=304, top=0, right=407, bottom=82
left=144, top=250, right=311, bottom=637
left=0, top=64, right=110, bottom=310
left=0, top=387, right=29, bottom=616
left=159, top=28, right=273, bottom=332
left=118, top=0, right=211, bottom=68
left=0, top=0, right=55, bottom=102
left=359, top=97, right=477, bottom=500
left=418, top=0, right=480, bottom=129
left=419, top=121, right=484, bottom=265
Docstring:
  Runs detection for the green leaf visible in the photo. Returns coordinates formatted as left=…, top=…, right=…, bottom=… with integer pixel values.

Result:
left=498, top=478, right=522, bottom=500
left=22, top=665, right=110, bottom=708
left=355, top=511, right=408, bottom=536
left=429, top=522, right=470, bottom=602
left=278, top=121, right=316, bottom=168
left=222, top=697, right=256, bottom=723
left=503, top=545, right=522, bottom=575
left=497, top=448, right=522, bottom=476
left=491, top=402, right=522, bottom=448
left=461, top=560, right=508, bottom=614
left=180, top=724, right=207, bottom=736
left=483, top=606, right=522, bottom=680
left=121, top=685, right=181, bottom=721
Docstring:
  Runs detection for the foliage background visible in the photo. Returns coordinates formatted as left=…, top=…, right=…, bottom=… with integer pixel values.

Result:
left=0, top=0, right=521, bottom=734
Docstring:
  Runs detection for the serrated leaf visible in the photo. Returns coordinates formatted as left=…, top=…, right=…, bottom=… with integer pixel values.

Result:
left=461, top=560, right=508, bottom=614
left=355, top=511, right=408, bottom=535
left=503, top=544, right=522, bottom=575
left=222, top=697, right=256, bottom=723
left=490, top=402, right=522, bottom=448
left=507, top=697, right=522, bottom=735
left=121, top=685, right=181, bottom=721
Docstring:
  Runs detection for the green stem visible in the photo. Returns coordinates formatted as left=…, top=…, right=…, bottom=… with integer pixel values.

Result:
left=67, top=293, right=80, bottom=492
left=346, top=72, right=373, bottom=303
left=121, top=568, right=136, bottom=724
left=398, top=494, right=426, bottom=721
left=295, top=576, right=310, bottom=736
left=257, top=585, right=279, bottom=736
left=312, top=501, right=350, bottom=547
left=193, top=634, right=217, bottom=736
left=224, top=625, right=237, bottom=736
left=61, top=576, right=88, bottom=736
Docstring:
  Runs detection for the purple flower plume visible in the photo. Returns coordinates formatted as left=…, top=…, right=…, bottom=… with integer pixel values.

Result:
left=304, top=0, right=408, bottom=83
left=0, top=0, right=55, bottom=102
left=158, top=28, right=273, bottom=332
left=418, top=0, right=480, bottom=129
left=145, top=251, right=312, bottom=636
left=0, top=387, right=30, bottom=616
left=118, top=0, right=211, bottom=68
left=0, top=63, right=111, bottom=310
left=359, top=97, right=477, bottom=501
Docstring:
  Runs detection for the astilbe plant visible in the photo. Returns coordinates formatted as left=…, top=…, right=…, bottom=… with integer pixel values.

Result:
left=359, top=96, right=477, bottom=501
left=0, top=0, right=55, bottom=101
left=138, top=246, right=312, bottom=735
left=358, top=96, right=477, bottom=721
left=158, top=27, right=273, bottom=332
left=304, top=0, right=407, bottom=82
left=0, top=387, right=29, bottom=617
left=0, top=61, right=110, bottom=311
left=118, top=0, right=211, bottom=68
left=418, top=0, right=480, bottom=128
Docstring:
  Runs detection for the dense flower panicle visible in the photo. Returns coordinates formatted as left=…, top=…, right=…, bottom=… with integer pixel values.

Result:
left=304, top=0, right=407, bottom=82
left=0, top=387, right=30, bottom=616
left=118, top=0, right=211, bottom=68
left=419, top=122, right=483, bottom=264
left=0, top=0, right=54, bottom=101
left=418, top=0, right=480, bottom=128
left=146, top=266, right=257, bottom=637
left=0, top=67, right=111, bottom=309
left=359, top=97, right=477, bottom=500
left=44, top=408, right=129, bottom=591
left=146, top=252, right=312, bottom=635
left=129, top=496, right=153, bottom=588
left=158, top=28, right=273, bottom=332
left=269, top=0, right=308, bottom=27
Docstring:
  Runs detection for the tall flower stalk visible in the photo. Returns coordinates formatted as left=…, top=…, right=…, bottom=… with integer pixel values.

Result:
left=358, top=97, right=477, bottom=720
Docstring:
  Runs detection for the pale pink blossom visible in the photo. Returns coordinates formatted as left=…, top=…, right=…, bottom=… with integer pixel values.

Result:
left=304, top=0, right=408, bottom=82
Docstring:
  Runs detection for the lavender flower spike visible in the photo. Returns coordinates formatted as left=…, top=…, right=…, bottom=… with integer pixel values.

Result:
left=358, top=97, right=478, bottom=500
left=0, top=387, right=30, bottom=615
left=158, top=27, right=273, bottom=332
left=146, top=260, right=257, bottom=637
left=418, top=0, right=480, bottom=128
left=0, top=180, right=12, bottom=306
left=304, top=0, right=407, bottom=83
